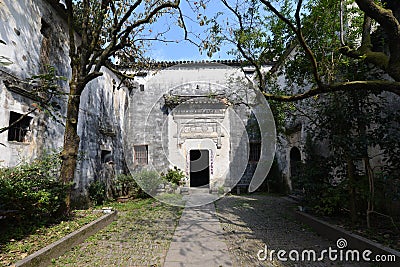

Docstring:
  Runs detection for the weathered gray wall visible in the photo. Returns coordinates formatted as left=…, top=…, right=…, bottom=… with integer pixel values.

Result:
left=126, top=63, right=254, bottom=191
left=0, top=0, right=130, bottom=201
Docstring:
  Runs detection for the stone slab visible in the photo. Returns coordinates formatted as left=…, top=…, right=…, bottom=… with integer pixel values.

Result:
left=163, top=203, right=233, bottom=266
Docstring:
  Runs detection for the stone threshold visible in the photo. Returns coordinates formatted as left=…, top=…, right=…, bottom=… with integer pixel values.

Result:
left=14, top=210, right=117, bottom=267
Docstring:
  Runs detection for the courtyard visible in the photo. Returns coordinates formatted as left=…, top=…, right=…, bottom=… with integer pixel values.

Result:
left=1, top=0, right=400, bottom=266
left=46, top=194, right=381, bottom=266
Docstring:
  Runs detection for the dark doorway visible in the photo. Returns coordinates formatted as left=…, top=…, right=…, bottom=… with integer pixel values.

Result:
left=290, top=147, right=302, bottom=178
left=190, top=149, right=210, bottom=187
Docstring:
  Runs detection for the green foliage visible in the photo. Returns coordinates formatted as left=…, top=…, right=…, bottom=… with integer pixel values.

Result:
left=88, top=180, right=107, bottom=205
left=312, top=91, right=394, bottom=174
left=0, top=55, right=13, bottom=66
left=292, top=136, right=345, bottom=216
left=0, top=152, right=68, bottom=219
left=161, top=166, right=185, bottom=186
left=134, top=170, right=164, bottom=196
left=313, top=186, right=346, bottom=216
left=114, top=173, right=146, bottom=198
left=297, top=90, right=400, bottom=220
left=27, top=65, right=66, bottom=124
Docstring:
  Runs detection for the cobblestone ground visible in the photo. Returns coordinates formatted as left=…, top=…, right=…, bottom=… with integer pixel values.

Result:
left=51, top=199, right=182, bottom=267
left=215, top=194, right=370, bottom=267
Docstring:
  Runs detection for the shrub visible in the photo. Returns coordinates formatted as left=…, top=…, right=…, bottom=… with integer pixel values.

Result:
left=0, top=152, right=68, bottom=220
left=161, top=166, right=185, bottom=186
left=291, top=136, right=345, bottom=216
left=134, top=170, right=164, bottom=196
left=88, top=180, right=107, bottom=205
left=114, top=174, right=143, bottom=198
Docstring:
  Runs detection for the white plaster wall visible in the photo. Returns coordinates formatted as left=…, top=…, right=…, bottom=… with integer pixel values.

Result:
left=0, top=0, right=43, bottom=77
left=0, top=91, right=40, bottom=166
left=0, top=0, right=130, bottom=200
left=127, top=63, right=253, bottom=190
left=0, top=0, right=69, bottom=166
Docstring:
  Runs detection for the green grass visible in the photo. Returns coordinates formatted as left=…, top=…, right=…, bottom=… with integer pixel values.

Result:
left=0, top=209, right=103, bottom=266
left=1, top=198, right=183, bottom=266
left=52, top=198, right=183, bottom=266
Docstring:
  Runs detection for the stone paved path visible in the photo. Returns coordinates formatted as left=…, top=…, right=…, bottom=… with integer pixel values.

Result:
left=215, top=194, right=370, bottom=267
left=163, top=190, right=233, bottom=267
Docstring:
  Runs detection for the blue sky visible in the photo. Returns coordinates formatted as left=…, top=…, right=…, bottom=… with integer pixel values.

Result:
left=145, top=1, right=236, bottom=61
left=59, top=0, right=236, bottom=61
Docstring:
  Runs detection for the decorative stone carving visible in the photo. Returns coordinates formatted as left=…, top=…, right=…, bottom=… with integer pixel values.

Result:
left=171, top=96, right=227, bottom=149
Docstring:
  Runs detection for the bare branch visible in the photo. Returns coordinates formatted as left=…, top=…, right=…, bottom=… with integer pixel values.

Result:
left=221, top=0, right=265, bottom=90
left=95, top=0, right=181, bottom=72
left=82, top=71, right=103, bottom=86
left=104, top=61, right=137, bottom=79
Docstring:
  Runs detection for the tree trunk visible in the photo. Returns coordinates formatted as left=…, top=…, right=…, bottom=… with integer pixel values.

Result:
left=59, top=77, right=82, bottom=214
left=364, top=157, right=375, bottom=228
left=347, top=158, right=358, bottom=224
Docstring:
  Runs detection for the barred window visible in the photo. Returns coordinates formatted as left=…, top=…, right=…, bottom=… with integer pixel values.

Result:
left=8, top=111, right=32, bottom=143
left=134, top=145, right=148, bottom=165
left=249, top=142, right=261, bottom=162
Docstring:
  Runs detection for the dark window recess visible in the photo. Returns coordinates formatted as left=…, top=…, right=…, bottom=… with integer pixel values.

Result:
left=8, top=111, right=32, bottom=143
left=134, top=145, right=148, bottom=165
left=244, top=70, right=255, bottom=76
left=139, top=84, right=145, bottom=91
left=249, top=142, right=261, bottom=162
left=101, top=150, right=112, bottom=163
left=40, top=18, right=51, bottom=38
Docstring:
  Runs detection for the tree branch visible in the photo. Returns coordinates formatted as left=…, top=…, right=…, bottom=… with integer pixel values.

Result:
left=340, top=13, right=389, bottom=71
left=356, top=0, right=400, bottom=36
left=263, top=80, right=400, bottom=102
left=0, top=108, right=37, bottom=134
left=221, top=0, right=265, bottom=90
left=65, top=0, right=76, bottom=59
left=82, top=71, right=103, bottom=87
left=355, top=0, right=400, bottom=81
left=95, top=0, right=181, bottom=72
left=260, top=0, right=322, bottom=86
left=104, top=61, right=137, bottom=79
